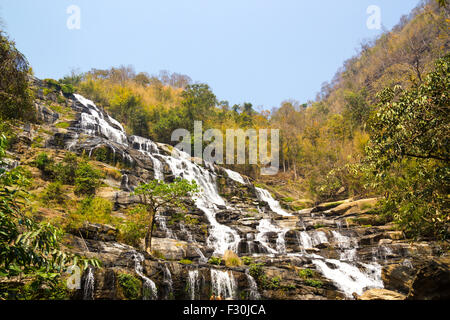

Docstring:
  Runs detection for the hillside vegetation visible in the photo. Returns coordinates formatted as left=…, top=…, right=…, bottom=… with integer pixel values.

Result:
left=0, top=2, right=448, bottom=301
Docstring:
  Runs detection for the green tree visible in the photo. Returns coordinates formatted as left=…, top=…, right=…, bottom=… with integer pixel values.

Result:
left=365, top=54, right=449, bottom=239
left=0, top=31, right=34, bottom=121
left=74, top=160, right=103, bottom=196
left=181, top=84, right=217, bottom=130
left=133, top=178, right=199, bottom=252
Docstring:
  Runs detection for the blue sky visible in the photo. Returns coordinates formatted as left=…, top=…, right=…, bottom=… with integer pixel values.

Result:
left=1, top=0, right=419, bottom=110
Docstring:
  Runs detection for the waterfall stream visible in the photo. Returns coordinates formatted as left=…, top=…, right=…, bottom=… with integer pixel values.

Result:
left=73, top=93, right=384, bottom=300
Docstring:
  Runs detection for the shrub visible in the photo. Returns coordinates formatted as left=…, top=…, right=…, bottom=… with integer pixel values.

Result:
left=61, top=83, right=75, bottom=95
left=305, top=279, right=323, bottom=288
left=41, top=181, right=65, bottom=205
left=241, top=256, right=253, bottom=265
left=34, top=153, right=56, bottom=179
left=118, top=273, right=141, bottom=300
left=118, top=205, right=147, bottom=247
left=208, top=256, right=222, bottom=266
left=55, top=152, right=78, bottom=184
left=298, top=268, right=315, bottom=279
left=66, top=197, right=115, bottom=230
left=248, top=263, right=265, bottom=280
left=74, top=161, right=103, bottom=196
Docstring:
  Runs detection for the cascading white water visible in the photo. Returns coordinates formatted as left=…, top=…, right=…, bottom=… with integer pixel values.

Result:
left=162, top=264, right=173, bottom=300
left=210, top=269, right=236, bottom=299
left=133, top=252, right=158, bottom=300
left=298, top=231, right=313, bottom=249
left=156, top=214, right=177, bottom=239
left=331, top=230, right=358, bottom=261
left=245, top=270, right=261, bottom=300
left=129, top=135, right=164, bottom=180
left=255, top=219, right=286, bottom=254
left=311, top=258, right=383, bottom=298
left=83, top=267, right=95, bottom=300
left=224, top=168, right=246, bottom=184
left=180, top=222, right=194, bottom=243
left=162, top=150, right=241, bottom=255
left=255, top=187, right=292, bottom=217
left=188, top=270, right=200, bottom=300
left=74, top=94, right=128, bottom=145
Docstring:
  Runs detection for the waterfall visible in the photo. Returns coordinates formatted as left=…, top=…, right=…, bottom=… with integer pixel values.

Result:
left=188, top=270, right=200, bottom=300
left=255, top=219, right=282, bottom=254
left=156, top=214, right=177, bottom=239
left=162, top=152, right=241, bottom=255
left=224, top=168, right=246, bottom=184
left=255, top=187, right=292, bottom=216
left=331, top=230, right=358, bottom=261
left=71, top=93, right=388, bottom=300
left=312, top=231, right=328, bottom=246
left=245, top=270, right=261, bottom=300
left=129, top=135, right=164, bottom=180
left=312, top=258, right=383, bottom=298
left=132, top=252, right=157, bottom=300
left=74, top=94, right=128, bottom=145
left=210, top=269, right=236, bottom=300
left=180, top=222, right=194, bottom=243
left=298, top=231, right=313, bottom=249
left=82, top=267, right=95, bottom=300
left=162, top=264, right=173, bottom=300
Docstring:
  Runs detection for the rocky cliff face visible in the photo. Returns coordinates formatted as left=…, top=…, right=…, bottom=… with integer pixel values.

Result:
left=9, top=80, right=448, bottom=300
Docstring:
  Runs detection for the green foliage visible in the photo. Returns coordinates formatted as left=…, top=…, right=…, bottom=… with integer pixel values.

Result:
left=365, top=55, right=450, bottom=240
left=179, top=259, right=193, bottom=265
left=118, top=273, right=141, bottom=300
left=74, top=161, right=103, bottom=196
left=41, top=181, right=65, bottom=205
left=55, top=122, right=70, bottom=129
left=34, top=152, right=56, bottom=180
left=298, top=268, right=315, bottom=279
left=208, top=256, right=222, bottom=266
left=0, top=31, right=35, bottom=121
left=304, top=279, right=323, bottom=288
left=0, top=135, right=99, bottom=300
left=133, top=178, right=199, bottom=251
left=67, top=197, right=115, bottom=230
left=241, top=256, right=253, bottom=265
left=55, top=152, right=78, bottom=185
left=248, top=263, right=265, bottom=280
left=118, top=205, right=148, bottom=247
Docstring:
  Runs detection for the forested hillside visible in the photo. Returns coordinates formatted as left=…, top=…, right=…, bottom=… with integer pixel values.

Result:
left=0, top=0, right=448, bottom=301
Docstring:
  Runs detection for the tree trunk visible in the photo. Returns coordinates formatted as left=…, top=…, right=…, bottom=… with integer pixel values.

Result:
left=145, top=210, right=156, bottom=253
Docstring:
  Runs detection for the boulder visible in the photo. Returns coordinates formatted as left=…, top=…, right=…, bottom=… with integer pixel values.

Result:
left=358, top=288, right=406, bottom=300
left=408, top=255, right=450, bottom=300
left=382, top=262, right=415, bottom=294
left=76, top=222, right=118, bottom=242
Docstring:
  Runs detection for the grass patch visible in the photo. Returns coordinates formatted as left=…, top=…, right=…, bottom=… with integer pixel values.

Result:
left=55, top=122, right=70, bottom=129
